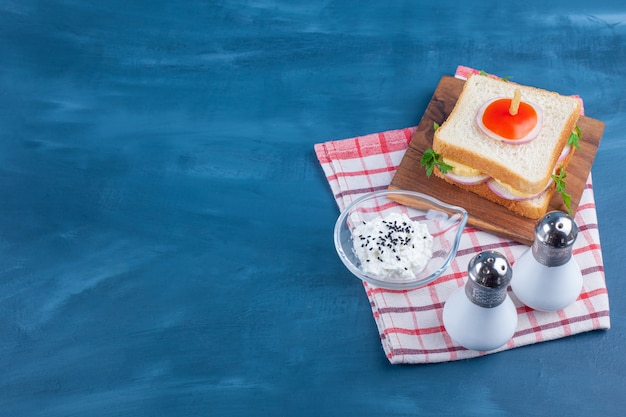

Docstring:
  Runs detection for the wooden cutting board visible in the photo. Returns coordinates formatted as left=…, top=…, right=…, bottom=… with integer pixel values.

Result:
left=390, top=76, right=605, bottom=246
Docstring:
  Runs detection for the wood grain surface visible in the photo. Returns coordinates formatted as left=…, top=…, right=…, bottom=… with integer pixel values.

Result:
left=390, top=76, right=605, bottom=246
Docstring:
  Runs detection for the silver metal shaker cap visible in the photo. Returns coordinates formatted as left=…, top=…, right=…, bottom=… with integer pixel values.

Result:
left=532, top=211, right=578, bottom=267
left=465, top=250, right=512, bottom=308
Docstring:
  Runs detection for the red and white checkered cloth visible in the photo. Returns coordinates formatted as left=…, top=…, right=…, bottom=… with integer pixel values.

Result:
left=314, top=66, right=610, bottom=364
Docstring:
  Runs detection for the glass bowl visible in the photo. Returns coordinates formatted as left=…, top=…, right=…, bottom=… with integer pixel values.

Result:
left=334, top=190, right=468, bottom=290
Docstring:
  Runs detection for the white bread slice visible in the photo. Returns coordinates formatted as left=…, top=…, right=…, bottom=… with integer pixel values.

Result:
left=434, top=74, right=581, bottom=195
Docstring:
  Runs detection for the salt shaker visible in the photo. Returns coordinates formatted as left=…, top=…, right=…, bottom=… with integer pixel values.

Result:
left=443, top=250, right=518, bottom=351
left=511, top=211, right=582, bottom=312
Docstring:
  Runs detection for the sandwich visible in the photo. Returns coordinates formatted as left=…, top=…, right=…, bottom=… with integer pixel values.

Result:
left=422, top=73, right=581, bottom=219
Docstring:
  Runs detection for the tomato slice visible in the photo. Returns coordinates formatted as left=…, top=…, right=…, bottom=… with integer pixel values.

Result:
left=482, top=99, right=538, bottom=140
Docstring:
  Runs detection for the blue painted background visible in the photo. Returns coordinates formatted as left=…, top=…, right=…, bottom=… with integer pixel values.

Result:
left=1, top=1, right=625, bottom=416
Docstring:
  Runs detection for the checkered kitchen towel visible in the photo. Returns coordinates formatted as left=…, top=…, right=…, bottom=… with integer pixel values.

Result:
left=314, top=66, right=610, bottom=364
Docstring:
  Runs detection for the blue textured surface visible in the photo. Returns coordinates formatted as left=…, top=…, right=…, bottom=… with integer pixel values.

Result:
left=1, top=1, right=625, bottom=416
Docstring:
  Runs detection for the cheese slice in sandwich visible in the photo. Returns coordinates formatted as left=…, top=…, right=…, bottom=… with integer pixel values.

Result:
left=432, top=73, right=581, bottom=219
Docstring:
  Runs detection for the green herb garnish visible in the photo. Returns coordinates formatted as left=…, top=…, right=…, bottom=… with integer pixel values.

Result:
left=551, top=167, right=572, bottom=216
left=568, top=126, right=582, bottom=149
left=433, top=122, right=440, bottom=132
left=477, top=69, right=511, bottom=82
left=421, top=148, right=453, bottom=178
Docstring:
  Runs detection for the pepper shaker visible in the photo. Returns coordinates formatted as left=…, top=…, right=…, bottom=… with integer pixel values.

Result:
left=511, top=211, right=582, bottom=311
left=443, top=250, right=518, bottom=351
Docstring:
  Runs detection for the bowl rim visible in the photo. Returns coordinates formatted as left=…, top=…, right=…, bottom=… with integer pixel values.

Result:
left=333, top=189, right=468, bottom=290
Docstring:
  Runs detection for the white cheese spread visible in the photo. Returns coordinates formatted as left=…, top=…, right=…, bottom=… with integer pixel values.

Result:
left=352, top=212, right=433, bottom=280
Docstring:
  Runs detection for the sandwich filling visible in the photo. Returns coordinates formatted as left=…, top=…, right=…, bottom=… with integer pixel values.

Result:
left=439, top=142, right=574, bottom=201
